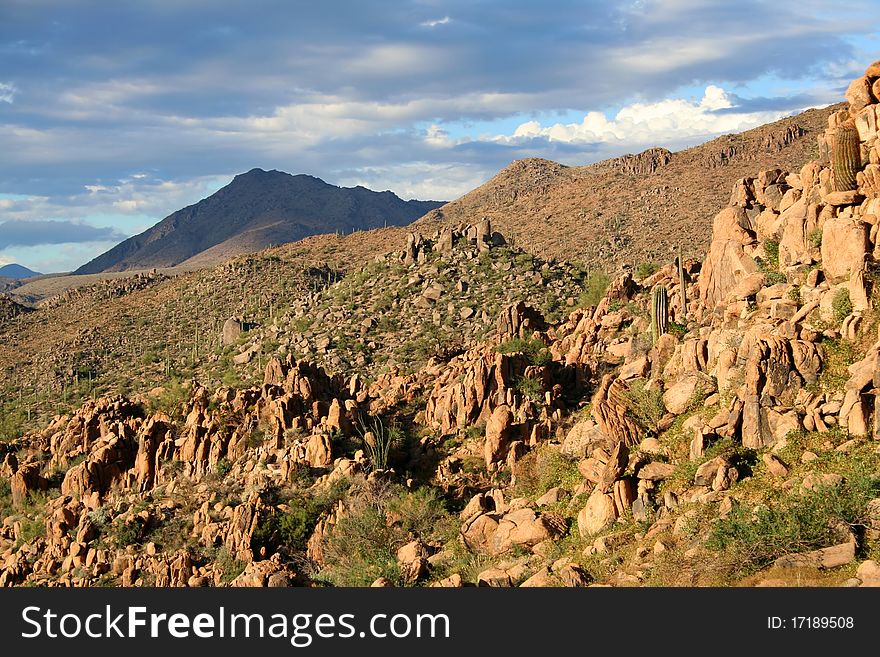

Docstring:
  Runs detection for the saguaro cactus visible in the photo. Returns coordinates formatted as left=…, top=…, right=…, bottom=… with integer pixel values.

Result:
left=677, top=245, right=687, bottom=321
left=833, top=120, right=860, bottom=192
left=651, top=284, right=668, bottom=344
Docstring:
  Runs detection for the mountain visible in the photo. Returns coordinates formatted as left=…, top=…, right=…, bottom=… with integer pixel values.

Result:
left=0, top=264, right=41, bottom=279
left=414, top=104, right=840, bottom=270
left=74, top=168, right=444, bottom=274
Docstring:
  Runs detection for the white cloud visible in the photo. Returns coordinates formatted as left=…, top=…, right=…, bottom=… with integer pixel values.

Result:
left=500, top=85, right=799, bottom=149
left=420, top=16, right=451, bottom=28
left=0, top=82, right=16, bottom=103
left=424, top=124, right=452, bottom=147
left=338, top=161, right=486, bottom=201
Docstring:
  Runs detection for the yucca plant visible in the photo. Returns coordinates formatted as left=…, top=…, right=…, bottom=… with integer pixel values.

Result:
left=356, top=416, right=400, bottom=471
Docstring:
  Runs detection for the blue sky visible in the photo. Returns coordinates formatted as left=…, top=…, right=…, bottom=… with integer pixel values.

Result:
left=0, top=0, right=878, bottom=273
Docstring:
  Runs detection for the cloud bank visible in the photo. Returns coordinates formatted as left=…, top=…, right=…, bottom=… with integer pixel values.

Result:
left=0, top=220, right=126, bottom=249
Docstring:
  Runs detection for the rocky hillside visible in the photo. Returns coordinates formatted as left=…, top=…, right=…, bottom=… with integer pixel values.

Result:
left=4, top=64, right=880, bottom=589
left=0, top=222, right=594, bottom=440
left=74, top=169, right=444, bottom=274
left=216, top=220, right=594, bottom=382
left=415, top=105, right=838, bottom=270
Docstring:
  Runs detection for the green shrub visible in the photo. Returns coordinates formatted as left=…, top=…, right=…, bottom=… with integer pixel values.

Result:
left=109, top=517, right=144, bottom=547
left=320, top=479, right=454, bottom=587
left=514, top=375, right=544, bottom=402
left=578, top=272, right=611, bottom=308
left=385, top=487, right=450, bottom=539
left=214, top=547, right=246, bottom=583
left=290, top=318, right=312, bottom=333
left=623, top=378, right=666, bottom=434
left=808, top=228, right=823, bottom=248
left=15, top=516, right=46, bottom=548
left=635, top=262, right=659, bottom=280
left=706, top=470, right=880, bottom=577
left=832, top=288, right=853, bottom=322
left=277, top=506, right=319, bottom=550
left=143, top=377, right=190, bottom=418
left=0, top=477, right=12, bottom=518
left=513, top=447, right=581, bottom=499
left=322, top=505, right=400, bottom=586
left=215, top=458, right=232, bottom=477
left=0, top=403, right=28, bottom=443
left=758, top=238, right=786, bottom=285
left=495, top=337, right=551, bottom=366
left=763, top=238, right=780, bottom=269
left=819, top=337, right=856, bottom=392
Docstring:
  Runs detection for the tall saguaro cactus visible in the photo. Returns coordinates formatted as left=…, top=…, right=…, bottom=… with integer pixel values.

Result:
left=677, top=245, right=687, bottom=321
left=833, top=120, right=861, bottom=192
left=651, top=284, right=668, bottom=344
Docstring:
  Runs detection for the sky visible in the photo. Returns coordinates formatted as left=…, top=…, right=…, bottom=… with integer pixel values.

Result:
left=0, top=0, right=878, bottom=273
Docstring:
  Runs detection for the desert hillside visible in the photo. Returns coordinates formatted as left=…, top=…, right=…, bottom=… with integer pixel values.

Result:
left=415, top=106, right=838, bottom=269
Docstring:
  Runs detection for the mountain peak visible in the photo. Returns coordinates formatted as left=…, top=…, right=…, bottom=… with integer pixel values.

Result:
left=0, top=263, right=41, bottom=279
left=74, top=170, right=445, bottom=274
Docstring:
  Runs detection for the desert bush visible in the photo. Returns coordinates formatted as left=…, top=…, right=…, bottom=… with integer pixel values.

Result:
left=623, top=378, right=666, bottom=434
left=320, top=479, right=454, bottom=587
left=706, top=469, right=880, bottom=577
left=763, top=238, right=780, bottom=268
left=578, top=272, right=611, bottom=308
left=215, top=457, right=232, bottom=477
left=833, top=288, right=853, bottom=322
left=322, top=505, right=400, bottom=586
left=513, top=446, right=581, bottom=499
left=213, top=546, right=246, bottom=583
left=515, top=375, right=544, bottom=402
left=385, top=487, right=451, bottom=539
left=109, top=516, right=145, bottom=547
left=635, top=262, right=659, bottom=279
left=495, top=337, right=551, bottom=366
left=0, top=477, right=11, bottom=518
left=758, top=238, right=786, bottom=285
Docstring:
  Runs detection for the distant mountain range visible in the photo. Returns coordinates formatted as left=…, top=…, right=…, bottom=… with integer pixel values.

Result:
left=75, top=168, right=444, bottom=274
left=0, top=264, right=41, bottom=279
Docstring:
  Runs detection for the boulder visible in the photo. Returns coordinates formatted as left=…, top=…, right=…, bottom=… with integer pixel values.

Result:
left=727, top=273, right=766, bottom=301
left=11, top=463, right=48, bottom=508
left=857, top=560, right=880, bottom=586
left=774, top=538, right=856, bottom=570
left=663, top=373, right=717, bottom=415
left=561, top=418, right=604, bottom=458
left=397, top=540, right=429, bottom=584
left=304, top=434, right=332, bottom=468
left=846, top=75, right=875, bottom=115
left=484, top=405, right=513, bottom=468
left=222, top=318, right=243, bottom=346
left=821, top=216, right=870, bottom=283
left=637, top=462, right=676, bottom=481
left=699, top=206, right=759, bottom=308
left=591, top=375, right=646, bottom=447
left=477, top=567, right=512, bottom=587
left=577, top=489, right=617, bottom=537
